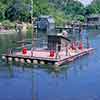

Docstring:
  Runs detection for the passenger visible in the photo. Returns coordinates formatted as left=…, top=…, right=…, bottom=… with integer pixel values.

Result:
left=70, top=42, right=77, bottom=50
left=31, top=47, right=34, bottom=57
left=65, top=44, right=68, bottom=56
left=74, top=41, right=80, bottom=52
left=62, top=30, right=68, bottom=37
left=67, top=44, right=72, bottom=56
left=78, top=42, right=83, bottom=50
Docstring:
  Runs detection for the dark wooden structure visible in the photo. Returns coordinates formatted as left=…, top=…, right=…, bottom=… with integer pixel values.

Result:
left=86, top=14, right=100, bottom=28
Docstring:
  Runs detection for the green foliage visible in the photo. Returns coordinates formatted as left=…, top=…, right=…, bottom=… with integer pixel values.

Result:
left=0, top=0, right=100, bottom=26
left=0, top=2, right=7, bottom=21
left=33, top=0, right=49, bottom=16
left=74, top=15, right=85, bottom=22
left=1, top=20, right=15, bottom=29
left=5, top=0, right=31, bottom=21
left=26, top=25, right=32, bottom=38
left=85, top=0, right=100, bottom=15
left=63, top=0, right=85, bottom=15
left=50, top=10, right=66, bottom=25
left=33, top=0, right=83, bottom=25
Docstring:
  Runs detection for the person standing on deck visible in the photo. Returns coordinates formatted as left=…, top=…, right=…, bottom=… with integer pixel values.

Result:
left=86, top=36, right=90, bottom=48
left=84, top=30, right=90, bottom=48
left=81, top=29, right=90, bottom=48
left=66, top=44, right=72, bottom=56
left=65, top=44, right=68, bottom=56
left=62, top=30, right=68, bottom=37
left=79, top=24, right=82, bottom=40
left=31, top=47, right=34, bottom=57
left=56, top=44, right=60, bottom=59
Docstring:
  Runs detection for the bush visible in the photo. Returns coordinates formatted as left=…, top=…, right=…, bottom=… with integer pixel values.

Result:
left=74, top=15, right=85, bottom=22
left=48, top=7, right=66, bottom=26
left=1, top=20, right=15, bottom=29
left=26, top=24, right=32, bottom=38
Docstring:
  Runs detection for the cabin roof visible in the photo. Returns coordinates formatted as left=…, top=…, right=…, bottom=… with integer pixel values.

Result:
left=87, top=14, right=100, bottom=18
left=38, top=15, right=55, bottom=23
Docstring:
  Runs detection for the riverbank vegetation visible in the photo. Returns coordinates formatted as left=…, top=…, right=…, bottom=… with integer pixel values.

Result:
left=0, top=0, right=100, bottom=26
left=0, top=20, right=15, bottom=30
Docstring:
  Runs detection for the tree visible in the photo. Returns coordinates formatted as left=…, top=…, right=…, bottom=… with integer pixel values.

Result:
left=0, top=0, right=96, bottom=24
left=0, top=3, right=7, bottom=21
left=86, top=0, right=100, bottom=14
left=33, top=0, right=49, bottom=16
left=63, top=0, right=85, bottom=15
left=5, top=0, right=31, bottom=21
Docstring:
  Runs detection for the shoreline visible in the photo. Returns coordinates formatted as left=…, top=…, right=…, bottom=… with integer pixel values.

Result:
left=0, top=29, right=16, bottom=34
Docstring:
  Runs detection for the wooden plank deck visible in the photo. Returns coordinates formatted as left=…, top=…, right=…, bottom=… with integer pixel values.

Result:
left=2, top=48, right=94, bottom=66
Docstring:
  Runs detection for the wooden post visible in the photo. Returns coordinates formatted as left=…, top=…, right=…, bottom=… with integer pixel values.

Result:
left=86, top=36, right=90, bottom=48
left=79, top=24, right=82, bottom=41
left=30, top=0, right=35, bottom=49
left=56, top=44, right=60, bottom=59
left=66, top=44, right=68, bottom=56
left=31, top=47, right=34, bottom=57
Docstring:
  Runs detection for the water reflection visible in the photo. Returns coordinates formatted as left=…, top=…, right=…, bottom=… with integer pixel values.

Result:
left=33, top=55, right=97, bottom=100
left=0, top=29, right=100, bottom=100
left=45, top=58, right=89, bottom=79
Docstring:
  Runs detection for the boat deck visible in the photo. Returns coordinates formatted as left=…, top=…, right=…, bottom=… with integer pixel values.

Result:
left=2, top=48, right=94, bottom=66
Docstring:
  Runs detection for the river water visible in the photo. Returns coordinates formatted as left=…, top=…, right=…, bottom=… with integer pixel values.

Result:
left=0, top=29, right=100, bottom=100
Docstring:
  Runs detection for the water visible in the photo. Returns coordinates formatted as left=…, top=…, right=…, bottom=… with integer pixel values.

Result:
left=0, top=29, right=100, bottom=100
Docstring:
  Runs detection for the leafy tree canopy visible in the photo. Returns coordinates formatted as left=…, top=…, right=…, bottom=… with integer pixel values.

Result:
left=0, top=0, right=100, bottom=25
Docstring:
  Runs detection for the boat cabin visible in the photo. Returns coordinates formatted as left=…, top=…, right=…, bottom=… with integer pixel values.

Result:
left=35, top=16, right=70, bottom=51
left=86, top=14, right=100, bottom=25
left=36, top=15, right=55, bottom=34
left=48, top=32, right=70, bottom=51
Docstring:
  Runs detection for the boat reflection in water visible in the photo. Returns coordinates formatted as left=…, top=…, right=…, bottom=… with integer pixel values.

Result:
left=0, top=28, right=99, bottom=100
